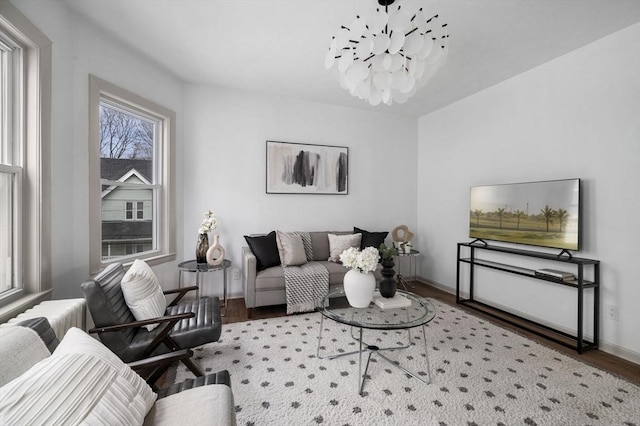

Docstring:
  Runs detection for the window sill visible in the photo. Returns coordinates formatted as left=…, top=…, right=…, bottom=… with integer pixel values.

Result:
left=97, top=252, right=177, bottom=274
left=0, top=290, right=53, bottom=324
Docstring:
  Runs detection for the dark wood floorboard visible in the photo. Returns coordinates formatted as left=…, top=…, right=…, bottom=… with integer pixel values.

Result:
left=223, top=281, right=640, bottom=385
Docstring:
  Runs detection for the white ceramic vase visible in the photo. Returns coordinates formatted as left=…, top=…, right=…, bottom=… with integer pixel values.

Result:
left=206, top=234, right=225, bottom=266
left=343, top=269, right=376, bottom=308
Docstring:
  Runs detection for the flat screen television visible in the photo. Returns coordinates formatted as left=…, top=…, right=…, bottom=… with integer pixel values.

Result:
left=469, top=178, right=581, bottom=251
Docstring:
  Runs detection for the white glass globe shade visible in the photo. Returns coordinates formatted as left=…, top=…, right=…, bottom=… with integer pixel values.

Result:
left=390, top=70, right=408, bottom=90
left=372, top=33, right=390, bottom=55
left=382, top=53, right=393, bottom=71
left=348, top=61, right=369, bottom=82
left=424, top=45, right=443, bottom=64
left=334, top=27, right=350, bottom=50
left=324, top=48, right=336, bottom=69
left=417, top=36, right=434, bottom=60
left=388, top=31, right=405, bottom=54
left=388, top=7, right=411, bottom=32
left=356, top=38, right=374, bottom=59
left=338, top=50, right=353, bottom=72
left=382, top=88, right=392, bottom=105
left=356, top=80, right=371, bottom=99
left=370, top=54, right=386, bottom=72
left=404, top=31, right=424, bottom=55
left=350, top=16, right=367, bottom=38
left=369, top=8, right=389, bottom=34
left=373, top=71, right=392, bottom=90
left=389, top=53, right=404, bottom=72
left=369, top=88, right=383, bottom=106
left=400, top=74, right=415, bottom=93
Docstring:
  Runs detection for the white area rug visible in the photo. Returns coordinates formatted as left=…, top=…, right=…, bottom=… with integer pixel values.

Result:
left=172, top=299, right=639, bottom=425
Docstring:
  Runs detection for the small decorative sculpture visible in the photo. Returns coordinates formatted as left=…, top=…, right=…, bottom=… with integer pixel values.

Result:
left=206, top=234, right=225, bottom=266
left=392, top=225, right=414, bottom=243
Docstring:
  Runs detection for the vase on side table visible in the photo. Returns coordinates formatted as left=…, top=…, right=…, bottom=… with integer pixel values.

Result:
left=379, top=259, right=397, bottom=298
left=343, top=269, right=376, bottom=308
left=206, top=233, right=225, bottom=266
left=196, top=233, right=209, bottom=264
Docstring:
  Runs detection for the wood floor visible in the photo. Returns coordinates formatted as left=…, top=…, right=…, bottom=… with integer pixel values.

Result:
left=222, top=281, right=640, bottom=385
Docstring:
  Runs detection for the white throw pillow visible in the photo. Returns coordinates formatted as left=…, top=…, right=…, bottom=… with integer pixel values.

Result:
left=0, top=328, right=156, bottom=425
left=0, top=326, right=51, bottom=387
left=121, top=259, right=167, bottom=331
left=327, top=233, right=362, bottom=262
left=276, top=231, right=308, bottom=267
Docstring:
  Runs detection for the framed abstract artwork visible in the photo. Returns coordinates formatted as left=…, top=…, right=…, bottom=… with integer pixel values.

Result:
left=266, top=141, right=348, bottom=194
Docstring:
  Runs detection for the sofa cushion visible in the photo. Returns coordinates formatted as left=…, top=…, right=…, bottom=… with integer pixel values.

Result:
left=0, top=327, right=156, bottom=425
left=309, top=231, right=349, bottom=261
left=317, top=261, right=351, bottom=285
left=143, top=383, right=235, bottom=426
left=244, top=231, right=281, bottom=271
left=354, top=226, right=388, bottom=250
left=327, top=233, right=362, bottom=262
left=121, top=259, right=167, bottom=331
left=276, top=231, right=307, bottom=267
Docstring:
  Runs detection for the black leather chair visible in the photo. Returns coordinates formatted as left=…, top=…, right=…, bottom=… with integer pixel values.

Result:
left=81, top=263, right=222, bottom=380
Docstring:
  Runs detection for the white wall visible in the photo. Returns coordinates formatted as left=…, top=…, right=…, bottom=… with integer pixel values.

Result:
left=417, top=24, right=640, bottom=361
left=11, top=0, right=185, bottom=297
left=183, top=86, right=418, bottom=298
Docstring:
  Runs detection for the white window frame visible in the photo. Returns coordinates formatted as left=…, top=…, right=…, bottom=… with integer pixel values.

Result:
left=125, top=201, right=145, bottom=221
left=0, top=3, right=52, bottom=320
left=89, top=75, right=175, bottom=273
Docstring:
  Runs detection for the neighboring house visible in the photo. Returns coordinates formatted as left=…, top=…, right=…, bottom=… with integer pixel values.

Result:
left=100, top=158, right=153, bottom=259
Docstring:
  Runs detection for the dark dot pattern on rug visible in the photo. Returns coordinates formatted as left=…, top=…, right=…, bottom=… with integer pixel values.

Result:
left=175, top=301, right=640, bottom=425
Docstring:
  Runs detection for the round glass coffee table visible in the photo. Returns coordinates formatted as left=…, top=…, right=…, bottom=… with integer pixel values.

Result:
left=316, top=288, right=436, bottom=396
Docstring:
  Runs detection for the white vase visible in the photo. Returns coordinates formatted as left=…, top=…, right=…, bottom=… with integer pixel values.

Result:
left=343, top=269, right=376, bottom=308
left=206, top=234, right=225, bottom=266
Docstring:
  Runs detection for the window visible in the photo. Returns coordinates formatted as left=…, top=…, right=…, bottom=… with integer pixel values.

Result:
left=89, top=76, right=175, bottom=272
left=0, top=3, right=51, bottom=315
left=125, top=201, right=145, bottom=221
left=0, top=31, right=21, bottom=296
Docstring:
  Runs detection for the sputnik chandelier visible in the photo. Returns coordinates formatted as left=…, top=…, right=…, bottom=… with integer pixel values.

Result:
left=325, top=0, right=449, bottom=106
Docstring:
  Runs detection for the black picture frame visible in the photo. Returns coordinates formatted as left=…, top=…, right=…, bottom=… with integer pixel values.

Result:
left=266, top=141, right=348, bottom=195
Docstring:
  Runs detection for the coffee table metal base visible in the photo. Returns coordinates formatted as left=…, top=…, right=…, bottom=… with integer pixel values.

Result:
left=316, top=314, right=432, bottom=396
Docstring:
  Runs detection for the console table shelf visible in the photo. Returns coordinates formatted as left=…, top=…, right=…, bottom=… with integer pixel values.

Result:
left=456, top=242, right=600, bottom=353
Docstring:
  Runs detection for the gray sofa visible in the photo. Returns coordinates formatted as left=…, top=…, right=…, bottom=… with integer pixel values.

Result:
left=242, top=231, right=382, bottom=317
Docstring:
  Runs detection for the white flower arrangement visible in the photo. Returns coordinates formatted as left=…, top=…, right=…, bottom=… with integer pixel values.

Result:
left=198, top=210, right=217, bottom=234
left=339, top=246, right=380, bottom=273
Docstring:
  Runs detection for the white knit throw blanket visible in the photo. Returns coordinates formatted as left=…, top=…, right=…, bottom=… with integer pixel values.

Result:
left=283, top=262, right=329, bottom=314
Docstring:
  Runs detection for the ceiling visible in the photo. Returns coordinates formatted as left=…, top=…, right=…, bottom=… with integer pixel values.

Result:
left=62, top=0, right=640, bottom=118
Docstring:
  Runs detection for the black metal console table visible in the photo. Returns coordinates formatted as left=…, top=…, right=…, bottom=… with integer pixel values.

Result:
left=456, top=242, right=600, bottom=353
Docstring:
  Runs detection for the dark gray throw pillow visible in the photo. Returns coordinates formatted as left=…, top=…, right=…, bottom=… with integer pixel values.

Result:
left=244, top=231, right=281, bottom=271
left=354, top=227, right=388, bottom=250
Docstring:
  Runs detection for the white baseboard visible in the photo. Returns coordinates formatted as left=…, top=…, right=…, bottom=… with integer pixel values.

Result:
left=415, top=276, right=640, bottom=366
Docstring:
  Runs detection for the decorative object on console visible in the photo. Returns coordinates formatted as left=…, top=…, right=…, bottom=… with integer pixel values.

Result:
left=325, top=0, right=449, bottom=106
left=378, top=243, right=398, bottom=298
left=196, top=210, right=218, bottom=263
left=392, top=224, right=414, bottom=244
left=266, top=141, right=348, bottom=194
left=340, top=246, right=380, bottom=307
left=206, top=234, right=225, bottom=266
